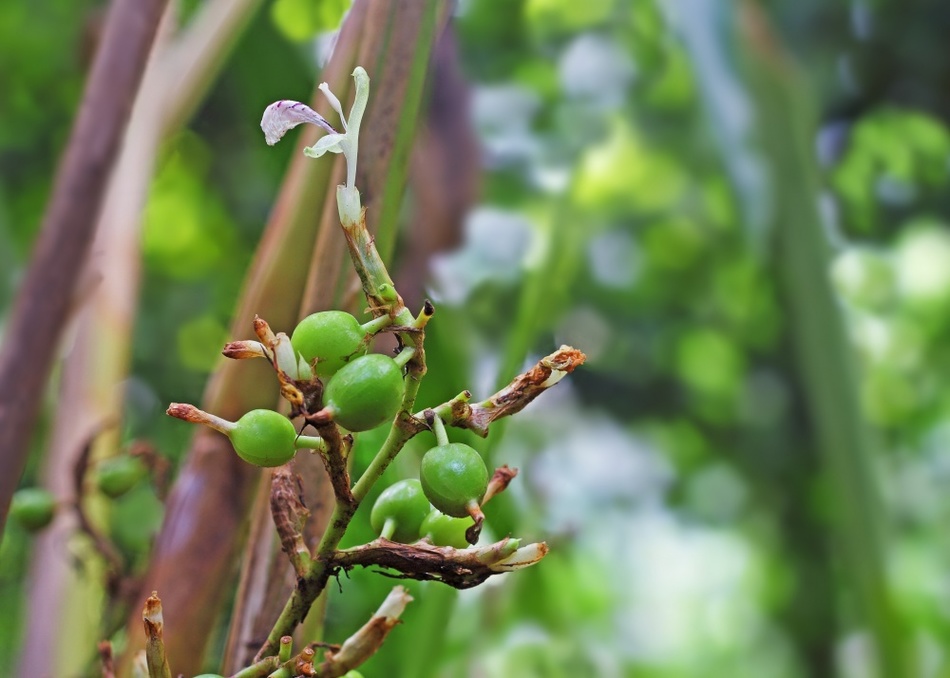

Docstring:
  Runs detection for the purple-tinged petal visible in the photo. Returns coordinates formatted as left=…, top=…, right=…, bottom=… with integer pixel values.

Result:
left=260, top=100, right=337, bottom=146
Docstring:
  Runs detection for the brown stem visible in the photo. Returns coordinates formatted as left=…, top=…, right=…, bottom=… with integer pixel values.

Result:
left=0, top=0, right=170, bottom=535
left=270, top=468, right=311, bottom=577
left=438, top=346, right=587, bottom=437
left=331, top=538, right=542, bottom=589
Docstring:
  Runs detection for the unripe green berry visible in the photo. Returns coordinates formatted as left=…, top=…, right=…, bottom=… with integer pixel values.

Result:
left=420, top=443, right=488, bottom=519
left=291, top=311, right=368, bottom=379
left=323, top=354, right=403, bottom=431
left=370, top=479, right=431, bottom=543
left=10, top=488, right=56, bottom=532
left=343, top=672, right=365, bottom=678
left=96, top=456, right=148, bottom=498
left=230, top=409, right=297, bottom=467
left=420, top=509, right=472, bottom=548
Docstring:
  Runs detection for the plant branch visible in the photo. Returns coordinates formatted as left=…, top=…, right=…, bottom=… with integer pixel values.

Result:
left=270, top=468, right=312, bottom=577
left=432, top=346, right=587, bottom=437
left=331, top=538, right=547, bottom=589
left=316, top=586, right=412, bottom=677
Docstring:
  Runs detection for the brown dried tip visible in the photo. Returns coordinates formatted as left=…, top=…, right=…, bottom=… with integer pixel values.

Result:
left=482, top=465, right=518, bottom=506
left=222, top=340, right=267, bottom=360
left=166, top=403, right=197, bottom=421
left=98, top=640, right=115, bottom=678
left=253, top=315, right=276, bottom=344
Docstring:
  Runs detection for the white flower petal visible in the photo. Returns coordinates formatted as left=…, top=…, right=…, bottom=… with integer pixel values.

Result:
left=260, top=100, right=336, bottom=146
left=304, top=133, right=346, bottom=158
left=319, top=82, right=346, bottom=130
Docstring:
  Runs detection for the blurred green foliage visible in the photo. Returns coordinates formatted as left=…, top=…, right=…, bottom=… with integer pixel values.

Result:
left=4, top=0, right=950, bottom=676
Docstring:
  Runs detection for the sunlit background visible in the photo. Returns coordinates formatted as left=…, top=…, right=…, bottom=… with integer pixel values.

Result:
left=3, top=0, right=950, bottom=676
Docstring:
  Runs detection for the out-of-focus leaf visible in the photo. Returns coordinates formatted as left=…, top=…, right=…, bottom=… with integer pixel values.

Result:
left=270, top=0, right=351, bottom=42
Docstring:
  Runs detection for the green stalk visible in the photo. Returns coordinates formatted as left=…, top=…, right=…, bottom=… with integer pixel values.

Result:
left=676, top=1, right=909, bottom=674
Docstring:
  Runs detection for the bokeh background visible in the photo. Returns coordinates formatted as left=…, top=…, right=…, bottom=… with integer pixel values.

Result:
left=3, top=0, right=950, bottom=676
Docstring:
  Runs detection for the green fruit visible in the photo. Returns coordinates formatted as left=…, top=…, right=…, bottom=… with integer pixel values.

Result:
left=230, top=409, right=298, bottom=467
left=343, top=672, right=365, bottom=678
left=420, top=443, right=488, bottom=518
left=96, top=456, right=148, bottom=498
left=10, top=488, right=56, bottom=532
left=291, top=311, right=368, bottom=379
left=370, top=479, right=431, bottom=543
left=323, top=354, right=403, bottom=431
left=420, top=509, right=472, bottom=548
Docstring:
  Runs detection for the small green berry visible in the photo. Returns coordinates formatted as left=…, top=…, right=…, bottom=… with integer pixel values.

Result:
left=343, top=671, right=365, bottom=678
left=420, top=443, right=488, bottom=519
left=420, top=509, right=472, bottom=548
left=323, top=354, right=403, bottom=431
left=230, top=409, right=297, bottom=467
left=96, top=456, right=148, bottom=498
left=370, top=479, right=431, bottom=543
left=10, top=488, right=57, bottom=532
left=291, top=311, right=368, bottom=378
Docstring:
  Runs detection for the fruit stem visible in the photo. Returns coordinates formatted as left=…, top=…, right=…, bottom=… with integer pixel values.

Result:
left=464, top=501, right=485, bottom=545
left=380, top=517, right=397, bottom=541
left=361, top=315, right=393, bottom=335
left=278, top=635, right=293, bottom=663
left=166, top=403, right=236, bottom=436
left=431, top=413, right=449, bottom=448
left=294, top=435, right=327, bottom=453
left=392, top=346, right=415, bottom=368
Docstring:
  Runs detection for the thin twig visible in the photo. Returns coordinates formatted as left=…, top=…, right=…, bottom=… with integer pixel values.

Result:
left=72, top=428, right=127, bottom=583
left=317, top=586, right=413, bottom=677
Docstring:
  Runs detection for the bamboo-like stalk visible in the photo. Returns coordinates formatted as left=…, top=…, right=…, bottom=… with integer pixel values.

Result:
left=0, top=0, right=169, bottom=535
left=16, top=1, right=265, bottom=674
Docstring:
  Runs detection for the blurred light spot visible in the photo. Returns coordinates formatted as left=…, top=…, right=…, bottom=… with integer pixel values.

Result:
left=558, top=34, right=635, bottom=107
left=429, top=207, right=532, bottom=304
left=895, top=221, right=950, bottom=306
left=588, top=228, right=637, bottom=288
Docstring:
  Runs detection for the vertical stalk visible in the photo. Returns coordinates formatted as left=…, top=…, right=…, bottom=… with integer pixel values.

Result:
left=677, top=1, right=909, bottom=674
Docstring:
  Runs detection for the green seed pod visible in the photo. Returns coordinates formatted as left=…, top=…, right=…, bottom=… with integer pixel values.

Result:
left=96, top=455, right=148, bottom=498
left=230, top=409, right=298, bottom=467
left=10, top=488, right=57, bottom=532
left=420, top=508, right=472, bottom=548
left=323, top=354, right=403, bottom=431
left=370, top=479, right=431, bottom=543
left=420, top=443, right=488, bottom=519
left=291, top=310, right=368, bottom=378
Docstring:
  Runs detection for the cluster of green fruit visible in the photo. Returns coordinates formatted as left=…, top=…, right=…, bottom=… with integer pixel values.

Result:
left=371, top=438, right=489, bottom=548
left=9, top=455, right=149, bottom=532
left=221, top=310, right=406, bottom=468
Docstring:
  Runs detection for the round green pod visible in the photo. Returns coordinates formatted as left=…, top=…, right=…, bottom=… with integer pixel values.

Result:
left=370, top=479, right=431, bottom=543
left=10, top=488, right=57, bottom=532
left=420, top=443, right=489, bottom=518
left=291, top=310, right=368, bottom=379
left=230, top=409, right=298, bottom=467
left=420, top=509, right=473, bottom=548
left=96, top=455, right=148, bottom=498
left=323, top=354, right=403, bottom=431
